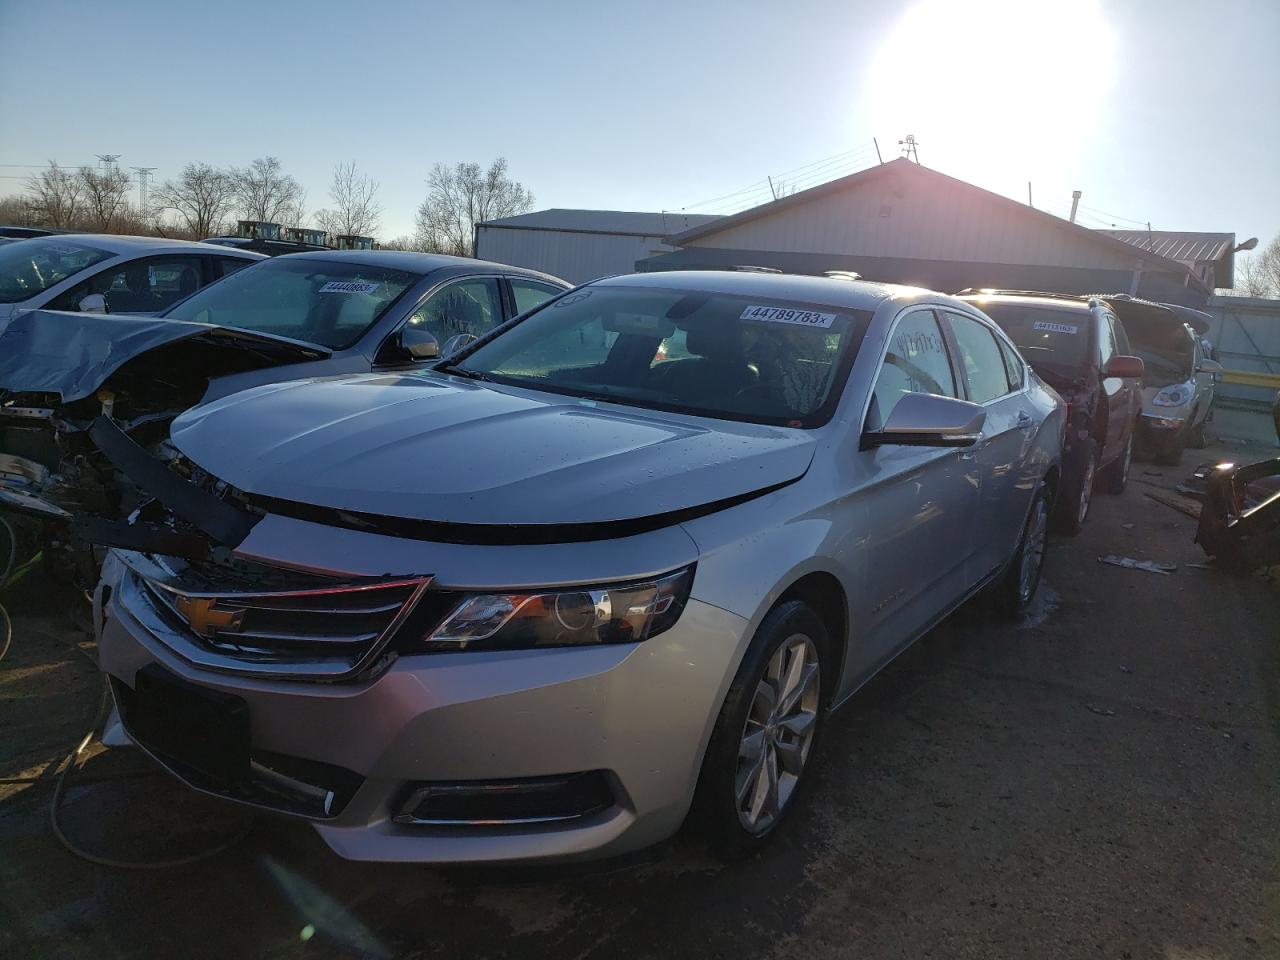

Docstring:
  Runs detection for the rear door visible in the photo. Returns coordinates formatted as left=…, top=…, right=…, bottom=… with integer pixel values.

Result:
left=941, top=310, right=1037, bottom=583
left=855, top=307, right=982, bottom=667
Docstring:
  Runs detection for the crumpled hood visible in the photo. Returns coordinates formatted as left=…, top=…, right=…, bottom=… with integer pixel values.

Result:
left=171, top=372, right=816, bottom=526
left=0, top=310, right=327, bottom=403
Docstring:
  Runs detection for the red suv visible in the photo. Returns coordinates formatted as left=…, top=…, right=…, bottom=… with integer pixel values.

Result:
left=960, top=291, right=1144, bottom=534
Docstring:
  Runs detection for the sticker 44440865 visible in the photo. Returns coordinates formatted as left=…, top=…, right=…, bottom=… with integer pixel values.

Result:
left=740, top=305, right=837, bottom=328
left=319, top=280, right=380, bottom=295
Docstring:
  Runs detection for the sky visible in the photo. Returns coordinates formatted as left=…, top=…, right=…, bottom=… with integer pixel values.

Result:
left=1, top=0, right=1277, bottom=252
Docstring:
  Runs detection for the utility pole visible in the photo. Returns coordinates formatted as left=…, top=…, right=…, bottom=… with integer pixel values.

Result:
left=873, top=137, right=883, bottom=164
left=1069, top=190, right=1082, bottom=223
left=132, top=167, right=156, bottom=221
left=768, top=176, right=777, bottom=201
left=898, top=135, right=920, bottom=163
left=1027, top=181, right=1033, bottom=207
left=95, top=153, right=121, bottom=173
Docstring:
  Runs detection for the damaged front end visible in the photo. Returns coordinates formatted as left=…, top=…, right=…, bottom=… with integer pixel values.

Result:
left=0, top=310, right=328, bottom=583
left=1194, top=458, right=1280, bottom=571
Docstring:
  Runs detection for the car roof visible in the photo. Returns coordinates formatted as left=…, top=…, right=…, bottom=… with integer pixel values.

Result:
left=50, top=234, right=266, bottom=258
left=271, top=248, right=566, bottom=284
left=959, top=291, right=1098, bottom=314
left=593, top=269, right=957, bottom=313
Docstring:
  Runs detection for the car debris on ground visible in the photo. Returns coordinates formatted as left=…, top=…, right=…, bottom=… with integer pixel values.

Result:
left=1098, top=554, right=1177, bottom=575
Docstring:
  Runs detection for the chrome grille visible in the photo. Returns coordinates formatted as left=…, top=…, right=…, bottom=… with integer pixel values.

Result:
left=119, top=551, right=430, bottom=680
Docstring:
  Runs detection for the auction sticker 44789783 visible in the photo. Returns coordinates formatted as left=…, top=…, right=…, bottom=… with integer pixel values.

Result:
left=740, top=305, right=837, bottom=328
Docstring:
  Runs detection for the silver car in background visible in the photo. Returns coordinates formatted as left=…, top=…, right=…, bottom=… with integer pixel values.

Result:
left=95, top=271, right=1063, bottom=863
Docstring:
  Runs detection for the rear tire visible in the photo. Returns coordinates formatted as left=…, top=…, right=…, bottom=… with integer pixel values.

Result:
left=692, top=600, right=829, bottom=860
left=1100, top=433, right=1132, bottom=495
left=994, top=482, right=1050, bottom=617
left=1054, top=440, right=1096, bottom=536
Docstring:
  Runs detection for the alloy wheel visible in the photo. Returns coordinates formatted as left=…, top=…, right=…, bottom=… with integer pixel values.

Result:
left=735, top=634, right=821, bottom=834
left=1078, top=457, right=1096, bottom=526
left=1020, top=496, right=1048, bottom=603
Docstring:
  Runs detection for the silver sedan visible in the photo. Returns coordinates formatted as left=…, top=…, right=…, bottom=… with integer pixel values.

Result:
left=95, top=270, right=1063, bottom=863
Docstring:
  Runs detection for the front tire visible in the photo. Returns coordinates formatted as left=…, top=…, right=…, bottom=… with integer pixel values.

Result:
left=994, top=482, right=1050, bottom=616
left=1055, top=440, right=1096, bottom=536
left=692, top=600, right=829, bottom=859
left=1100, top=433, right=1133, bottom=495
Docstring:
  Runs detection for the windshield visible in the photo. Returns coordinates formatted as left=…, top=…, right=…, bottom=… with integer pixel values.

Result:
left=163, top=257, right=421, bottom=349
left=973, top=303, right=1092, bottom=374
left=0, top=237, right=115, bottom=304
left=451, top=285, right=870, bottom=427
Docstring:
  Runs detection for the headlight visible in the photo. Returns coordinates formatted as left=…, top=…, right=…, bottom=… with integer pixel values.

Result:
left=424, top=566, right=694, bottom=651
left=1152, top=383, right=1193, bottom=407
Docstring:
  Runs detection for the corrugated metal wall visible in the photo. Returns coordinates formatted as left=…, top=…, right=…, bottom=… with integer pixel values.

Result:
left=475, top=228, right=675, bottom=284
left=683, top=170, right=1137, bottom=271
left=1204, top=296, right=1280, bottom=406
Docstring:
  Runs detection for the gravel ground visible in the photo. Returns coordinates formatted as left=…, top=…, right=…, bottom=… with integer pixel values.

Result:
left=1, top=439, right=1277, bottom=960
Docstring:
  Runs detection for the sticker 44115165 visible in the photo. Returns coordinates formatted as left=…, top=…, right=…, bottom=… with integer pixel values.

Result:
left=319, top=280, right=380, bottom=295
left=1032, top=320, right=1078, bottom=335
left=740, top=305, right=837, bottom=328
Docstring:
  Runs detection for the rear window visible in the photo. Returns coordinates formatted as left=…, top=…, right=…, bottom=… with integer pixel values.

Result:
left=973, top=302, right=1092, bottom=373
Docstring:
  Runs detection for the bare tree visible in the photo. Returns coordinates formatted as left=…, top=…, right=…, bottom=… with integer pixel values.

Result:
left=414, top=157, right=534, bottom=256
left=314, top=162, right=381, bottom=237
left=1234, top=236, right=1280, bottom=298
left=153, top=163, right=238, bottom=238
left=277, top=187, right=309, bottom=229
left=78, top=165, right=133, bottom=231
left=234, top=156, right=303, bottom=224
left=24, top=161, right=86, bottom=228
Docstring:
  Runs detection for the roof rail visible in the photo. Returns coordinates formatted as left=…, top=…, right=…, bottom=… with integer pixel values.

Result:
left=823, top=270, right=862, bottom=282
left=955, top=287, right=1091, bottom=301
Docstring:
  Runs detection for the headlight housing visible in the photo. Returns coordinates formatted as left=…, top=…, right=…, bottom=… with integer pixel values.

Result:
left=424, top=566, right=695, bottom=652
left=1152, top=382, right=1194, bottom=407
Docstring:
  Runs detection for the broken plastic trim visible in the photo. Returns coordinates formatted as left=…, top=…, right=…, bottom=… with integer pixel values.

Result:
left=250, top=477, right=799, bottom=546
left=75, top=515, right=212, bottom=561
left=87, top=416, right=259, bottom=549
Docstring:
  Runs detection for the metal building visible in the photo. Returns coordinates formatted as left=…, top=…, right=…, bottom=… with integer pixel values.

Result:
left=644, top=159, right=1227, bottom=306
left=474, top=209, right=721, bottom=284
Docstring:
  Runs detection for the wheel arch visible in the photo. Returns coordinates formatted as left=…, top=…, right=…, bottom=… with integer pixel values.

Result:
left=777, top=570, right=849, bottom=693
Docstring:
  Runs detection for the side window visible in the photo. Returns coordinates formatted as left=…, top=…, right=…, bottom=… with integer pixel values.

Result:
left=1110, top=315, right=1131, bottom=356
left=49, top=255, right=205, bottom=313
left=510, top=278, right=563, bottom=316
left=945, top=312, right=1013, bottom=404
left=1098, top=314, right=1116, bottom=367
left=406, top=278, right=503, bottom=345
left=997, top=337, right=1024, bottom=392
left=217, top=257, right=254, bottom=278
left=868, top=310, right=957, bottom=430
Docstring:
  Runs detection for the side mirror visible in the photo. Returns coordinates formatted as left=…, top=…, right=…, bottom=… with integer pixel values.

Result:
left=1199, top=358, right=1223, bottom=374
left=78, top=293, right=108, bottom=314
left=1104, top=355, right=1144, bottom=379
left=440, top=332, right=478, bottom=357
left=864, top=392, right=986, bottom=448
left=400, top=327, right=439, bottom=360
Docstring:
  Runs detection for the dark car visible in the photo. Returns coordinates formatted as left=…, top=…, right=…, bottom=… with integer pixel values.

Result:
left=959, top=290, right=1143, bottom=534
left=203, top=236, right=332, bottom=257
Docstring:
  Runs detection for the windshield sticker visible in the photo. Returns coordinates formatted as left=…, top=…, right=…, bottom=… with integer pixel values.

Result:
left=318, top=280, right=380, bottom=295
left=740, top=305, right=837, bottom=328
left=1032, top=320, right=1079, bottom=335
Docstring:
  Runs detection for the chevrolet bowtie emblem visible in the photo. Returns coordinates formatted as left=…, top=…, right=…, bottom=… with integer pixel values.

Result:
left=175, top=595, right=246, bottom=638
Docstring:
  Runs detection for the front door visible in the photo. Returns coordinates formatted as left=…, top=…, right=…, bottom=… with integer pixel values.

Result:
left=852, top=308, right=982, bottom=673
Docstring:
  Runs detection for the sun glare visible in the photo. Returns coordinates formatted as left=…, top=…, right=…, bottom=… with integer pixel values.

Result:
left=867, top=0, right=1116, bottom=190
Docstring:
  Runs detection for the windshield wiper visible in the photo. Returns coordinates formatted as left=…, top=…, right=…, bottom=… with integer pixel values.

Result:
left=438, top=363, right=492, bottom=383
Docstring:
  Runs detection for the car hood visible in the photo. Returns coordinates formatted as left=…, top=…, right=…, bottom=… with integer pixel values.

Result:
left=0, top=310, right=329, bottom=402
left=170, top=372, right=816, bottom=527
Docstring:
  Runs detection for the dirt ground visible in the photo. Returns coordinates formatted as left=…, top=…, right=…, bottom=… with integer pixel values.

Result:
left=2, top=438, right=1278, bottom=960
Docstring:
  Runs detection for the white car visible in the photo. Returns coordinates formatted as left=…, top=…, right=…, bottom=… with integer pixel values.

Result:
left=0, top=234, right=264, bottom=332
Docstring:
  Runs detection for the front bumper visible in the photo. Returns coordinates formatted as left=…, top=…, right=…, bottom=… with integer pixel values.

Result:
left=97, top=556, right=750, bottom=864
